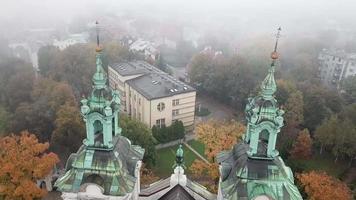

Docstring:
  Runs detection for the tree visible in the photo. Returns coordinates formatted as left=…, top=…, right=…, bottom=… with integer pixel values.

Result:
left=290, top=129, right=312, bottom=159
left=0, top=58, right=34, bottom=111
left=341, top=75, right=356, bottom=103
left=152, top=120, right=185, bottom=143
left=195, top=120, right=245, bottom=161
left=0, top=132, right=59, bottom=200
left=302, top=85, right=341, bottom=131
left=37, top=45, right=60, bottom=76
left=190, top=120, right=245, bottom=192
left=10, top=79, right=76, bottom=142
left=50, top=103, right=85, bottom=161
left=0, top=106, right=9, bottom=136
left=120, top=115, right=157, bottom=167
left=315, top=115, right=339, bottom=155
left=140, top=164, right=159, bottom=186
left=297, top=171, right=352, bottom=200
left=38, top=44, right=96, bottom=97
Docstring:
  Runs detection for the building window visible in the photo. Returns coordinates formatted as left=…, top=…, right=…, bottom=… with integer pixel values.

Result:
left=156, top=118, right=165, bottom=128
left=139, top=98, right=141, bottom=105
left=138, top=112, right=141, bottom=121
left=157, top=102, right=165, bottom=111
left=172, top=109, right=179, bottom=116
left=134, top=94, right=136, bottom=101
left=172, top=99, right=179, bottom=106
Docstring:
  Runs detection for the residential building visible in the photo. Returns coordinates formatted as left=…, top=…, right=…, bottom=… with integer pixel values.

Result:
left=217, top=29, right=302, bottom=200
left=108, top=60, right=196, bottom=129
left=129, top=39, right=160, bottom=62
left=318, top=49, right=356, bottom=89
left=53, top=32, right=89, bottom=50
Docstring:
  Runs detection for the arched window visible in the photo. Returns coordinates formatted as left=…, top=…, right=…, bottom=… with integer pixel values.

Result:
left=93, top=120, right=103, bottom=145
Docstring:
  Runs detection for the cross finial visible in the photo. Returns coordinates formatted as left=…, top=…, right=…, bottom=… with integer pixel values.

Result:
left=274, top=27, right=282, bottom=52
left=271, top=27, right=282, bottom=60
left=95, top=21, right=103, bottom=52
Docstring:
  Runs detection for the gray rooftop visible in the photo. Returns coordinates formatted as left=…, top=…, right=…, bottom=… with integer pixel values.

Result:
left=110, top=61, right=195, bottom=100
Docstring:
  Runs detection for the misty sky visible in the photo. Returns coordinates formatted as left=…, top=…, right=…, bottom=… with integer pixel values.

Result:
left=1, top=0, right=356, bottom=42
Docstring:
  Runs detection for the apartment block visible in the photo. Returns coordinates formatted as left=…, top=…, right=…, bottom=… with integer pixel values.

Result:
left=108, top=60, right=196, bottom=129
left=318, top=49, right=356, bottom=89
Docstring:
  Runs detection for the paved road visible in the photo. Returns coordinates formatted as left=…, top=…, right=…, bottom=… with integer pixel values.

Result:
left=196, top=94, right=236, bottom=123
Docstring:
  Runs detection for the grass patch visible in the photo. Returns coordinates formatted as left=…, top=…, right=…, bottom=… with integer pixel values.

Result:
left=195, top=107, right=211, bottom=117
left=287, top=153, right=349, bottom=178
left=153, top=144, right=200, bottom=178
left=188, top=140, right=206, bottom=158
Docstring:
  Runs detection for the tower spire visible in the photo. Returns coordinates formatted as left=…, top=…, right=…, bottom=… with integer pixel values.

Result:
left=95, top=21, right=103, bottom=52
left=271, top=27, right=282, bottom=65
left=260, top=27, right=282, bottom=99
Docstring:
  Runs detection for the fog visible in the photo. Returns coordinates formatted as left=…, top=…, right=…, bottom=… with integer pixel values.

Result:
left=1, top=0, right=356, bottom=51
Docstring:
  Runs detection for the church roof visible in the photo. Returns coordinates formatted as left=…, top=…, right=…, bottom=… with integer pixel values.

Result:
left=54, top=135, right=144, bottom=196
left=139, top=177, right=216, bottom=200
left=158, top=185, right=195, bottom=200
left=217, top=141, right=302, bottom=200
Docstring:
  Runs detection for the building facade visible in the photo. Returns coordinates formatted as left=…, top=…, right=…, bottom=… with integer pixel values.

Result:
left=108, top=61, right=196, bottom=129
left=217, top=29, right=302, bottom=200
left=54, top=45, right=144, bottom=200
left=318, top=49, right=356, bottom=89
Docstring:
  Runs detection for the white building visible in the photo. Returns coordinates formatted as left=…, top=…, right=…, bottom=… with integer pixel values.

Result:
left=53, top=33, right=89, bottom=50
left=318, top=49, right=356, bottom=89
left=108, top=61, right=196, bottom=129
left=129, top=39, right=160, bottom=62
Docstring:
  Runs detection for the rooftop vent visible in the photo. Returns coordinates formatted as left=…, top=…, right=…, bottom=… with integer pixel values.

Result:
left=174, top=89, right=178, bottom=92
left=170, top=89, right=174, bottom=93
left=183, top=86, right=188, bottom=90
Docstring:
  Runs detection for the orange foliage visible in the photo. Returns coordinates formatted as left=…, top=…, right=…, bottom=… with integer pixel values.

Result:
left=290, top=129, right=312, bottom=159
left=297, top=171, right=352, bottom=200
left=140, top=164, right=160, bottom=186
left=190, top=120, right=245, bottom=192
left=195, top=120, right=245, bottom=162
left=0, top=131, right=59, bottom=200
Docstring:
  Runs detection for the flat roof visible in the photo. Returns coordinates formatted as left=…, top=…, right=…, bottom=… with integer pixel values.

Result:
left=110, top=61, right=195, bottom=100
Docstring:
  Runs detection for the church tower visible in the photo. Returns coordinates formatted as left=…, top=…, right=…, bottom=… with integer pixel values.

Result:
left=55, top=22, right=145, bottom=199
left=217, top=28, right=302, bottom=200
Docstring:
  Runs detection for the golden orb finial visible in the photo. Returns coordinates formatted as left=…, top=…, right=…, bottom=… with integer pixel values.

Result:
left=271, top=51, right=279, bottom=60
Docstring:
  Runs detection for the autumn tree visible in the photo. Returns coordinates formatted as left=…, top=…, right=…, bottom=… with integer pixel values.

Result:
left=140, top=164, right=160, bottom=187
left=290, top=129, right=312, bottom=159
left=50, top=103, right=85, bottom=161
left=190, top=120, right=245, bottom=192
left=0, top=132, right=59, bottom=200
left=10, top=78, right=76, bottom=142
left=297, top=171, right=352, bottom=200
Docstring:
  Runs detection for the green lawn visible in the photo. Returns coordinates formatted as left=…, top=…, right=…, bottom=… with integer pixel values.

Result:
left=153, top=144, right=200, bottom=178
left=188, top=140, right=206, bottom=158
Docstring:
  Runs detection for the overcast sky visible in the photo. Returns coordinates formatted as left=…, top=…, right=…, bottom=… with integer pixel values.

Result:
left=1, top=0, right=356, bottom=41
